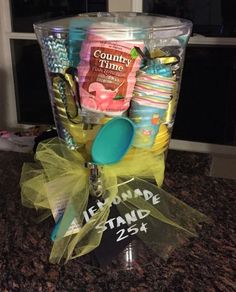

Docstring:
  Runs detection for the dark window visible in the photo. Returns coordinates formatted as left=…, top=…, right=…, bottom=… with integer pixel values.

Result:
left=143, top=0, right=236, bottom=37
left=144, top=1, right=236, bottom=145
left=172, top=45, right=236, bottom=146
left=10, top=0, right=107, bottom=33
left=11, top=39, right=54, bottom=125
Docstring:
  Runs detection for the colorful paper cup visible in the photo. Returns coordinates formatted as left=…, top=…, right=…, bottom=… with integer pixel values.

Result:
left=130, top=101, right=167, bottom=148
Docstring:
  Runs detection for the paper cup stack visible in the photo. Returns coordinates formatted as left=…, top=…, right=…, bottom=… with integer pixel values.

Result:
left=130, top=68, right=176, bottom=148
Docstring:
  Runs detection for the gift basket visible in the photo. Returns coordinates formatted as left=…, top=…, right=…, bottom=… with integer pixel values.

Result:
left=20, top=12, right=209, bottom=269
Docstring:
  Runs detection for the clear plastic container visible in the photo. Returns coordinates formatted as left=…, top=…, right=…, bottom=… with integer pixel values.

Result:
left=33, top=12, right=193, bottom=270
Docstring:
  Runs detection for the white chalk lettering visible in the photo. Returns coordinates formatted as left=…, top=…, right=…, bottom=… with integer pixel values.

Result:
left=112, top=196, right=122, bottom=205
left=95, top=209, right=150, bottom=233
left=116, top=216, right=126, bottom=227
left=143, top=189, right=153, bottom=201
left=134, top=188, right=144, bottom=198
left=120, top=190, right=133, bottom=201
left=124, top=210, right=138, bottom=225
left=83, top=189, right=160, bottom=223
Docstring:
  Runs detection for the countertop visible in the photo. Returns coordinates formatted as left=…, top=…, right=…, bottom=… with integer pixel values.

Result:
left=0, top=150, right=235, bottom=291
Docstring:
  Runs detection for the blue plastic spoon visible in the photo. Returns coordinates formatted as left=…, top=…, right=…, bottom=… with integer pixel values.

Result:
left=91, top=117, right=135, bottom=164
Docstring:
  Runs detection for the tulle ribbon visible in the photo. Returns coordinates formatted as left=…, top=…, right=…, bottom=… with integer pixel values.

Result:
left=20, top=138, right=209, bottom=264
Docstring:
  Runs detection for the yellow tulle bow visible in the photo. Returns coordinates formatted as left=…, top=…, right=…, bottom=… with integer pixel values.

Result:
left=20, top=138, right=209, bottom=264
